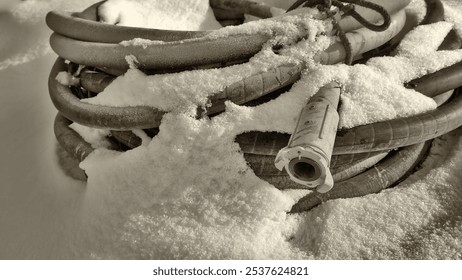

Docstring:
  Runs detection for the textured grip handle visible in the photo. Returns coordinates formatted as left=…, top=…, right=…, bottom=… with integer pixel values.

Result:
left=275, top=82, right=341, bottom=192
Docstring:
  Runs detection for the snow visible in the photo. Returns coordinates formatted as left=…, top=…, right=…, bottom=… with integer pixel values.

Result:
left=310, top=21, right=462, bottom=128
left=98, top=0, right=222, bottom=31
left=0, top=0, right=461, bottom=259
left=55, top=71, right=79, bottom=86
left=131, top=129, right=150, bottom=146
left=69, top=123, right=111, bottom=149
left=292, top=129, right=462, bottom=259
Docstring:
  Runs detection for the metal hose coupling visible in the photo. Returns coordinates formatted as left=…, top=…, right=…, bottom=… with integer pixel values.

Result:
left=274, top=81, right=341, bottom=193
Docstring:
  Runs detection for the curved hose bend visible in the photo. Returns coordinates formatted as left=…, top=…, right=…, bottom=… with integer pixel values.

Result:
left=49, top=58, right=166, bottom=130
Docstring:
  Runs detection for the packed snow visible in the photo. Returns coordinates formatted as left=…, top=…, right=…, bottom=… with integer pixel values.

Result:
left=0, top=0, right=461, bottom=259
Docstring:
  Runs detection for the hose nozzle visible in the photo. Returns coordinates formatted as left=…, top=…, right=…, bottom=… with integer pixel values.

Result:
left=275, top=81, right=341, bottom=193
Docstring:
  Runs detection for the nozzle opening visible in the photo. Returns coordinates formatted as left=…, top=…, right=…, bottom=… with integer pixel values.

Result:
left=288, top=158, right=322, bottom=182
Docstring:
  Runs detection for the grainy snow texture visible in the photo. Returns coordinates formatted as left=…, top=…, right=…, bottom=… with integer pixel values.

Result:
left=0, top=0, right=462, bottom=259
left=98, top=0, right=221, bottom=30
left=292, top=130, right=462, bottom=259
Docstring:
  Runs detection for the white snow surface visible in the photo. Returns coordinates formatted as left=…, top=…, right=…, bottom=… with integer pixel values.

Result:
left=98, top=0, right=222, bottom=30
left=0, top=0, right=462, bottom=259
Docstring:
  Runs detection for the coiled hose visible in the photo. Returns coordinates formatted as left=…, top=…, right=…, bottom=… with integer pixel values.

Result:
left=47, top=0, right=462, bottom=212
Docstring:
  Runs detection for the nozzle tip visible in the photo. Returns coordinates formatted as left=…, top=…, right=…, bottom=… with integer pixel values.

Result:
left=288, top=157, right=322, bottom=182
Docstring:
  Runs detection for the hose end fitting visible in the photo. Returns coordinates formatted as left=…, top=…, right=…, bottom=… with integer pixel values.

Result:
left=275, top=146, right=333, bottom=193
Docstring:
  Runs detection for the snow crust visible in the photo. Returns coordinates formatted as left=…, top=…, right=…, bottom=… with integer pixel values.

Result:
left=69, top=123, right=111, bottom=149
left=98, top=0, right=222, bottom=31
left=84, top=10, right=462, bottom=130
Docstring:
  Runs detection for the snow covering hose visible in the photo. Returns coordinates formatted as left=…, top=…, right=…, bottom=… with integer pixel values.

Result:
left=47, top=0, right=408, bottom=74
left=48, top=0, right=462, bottom=211
left=48, top=10, right=408, bottom=129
